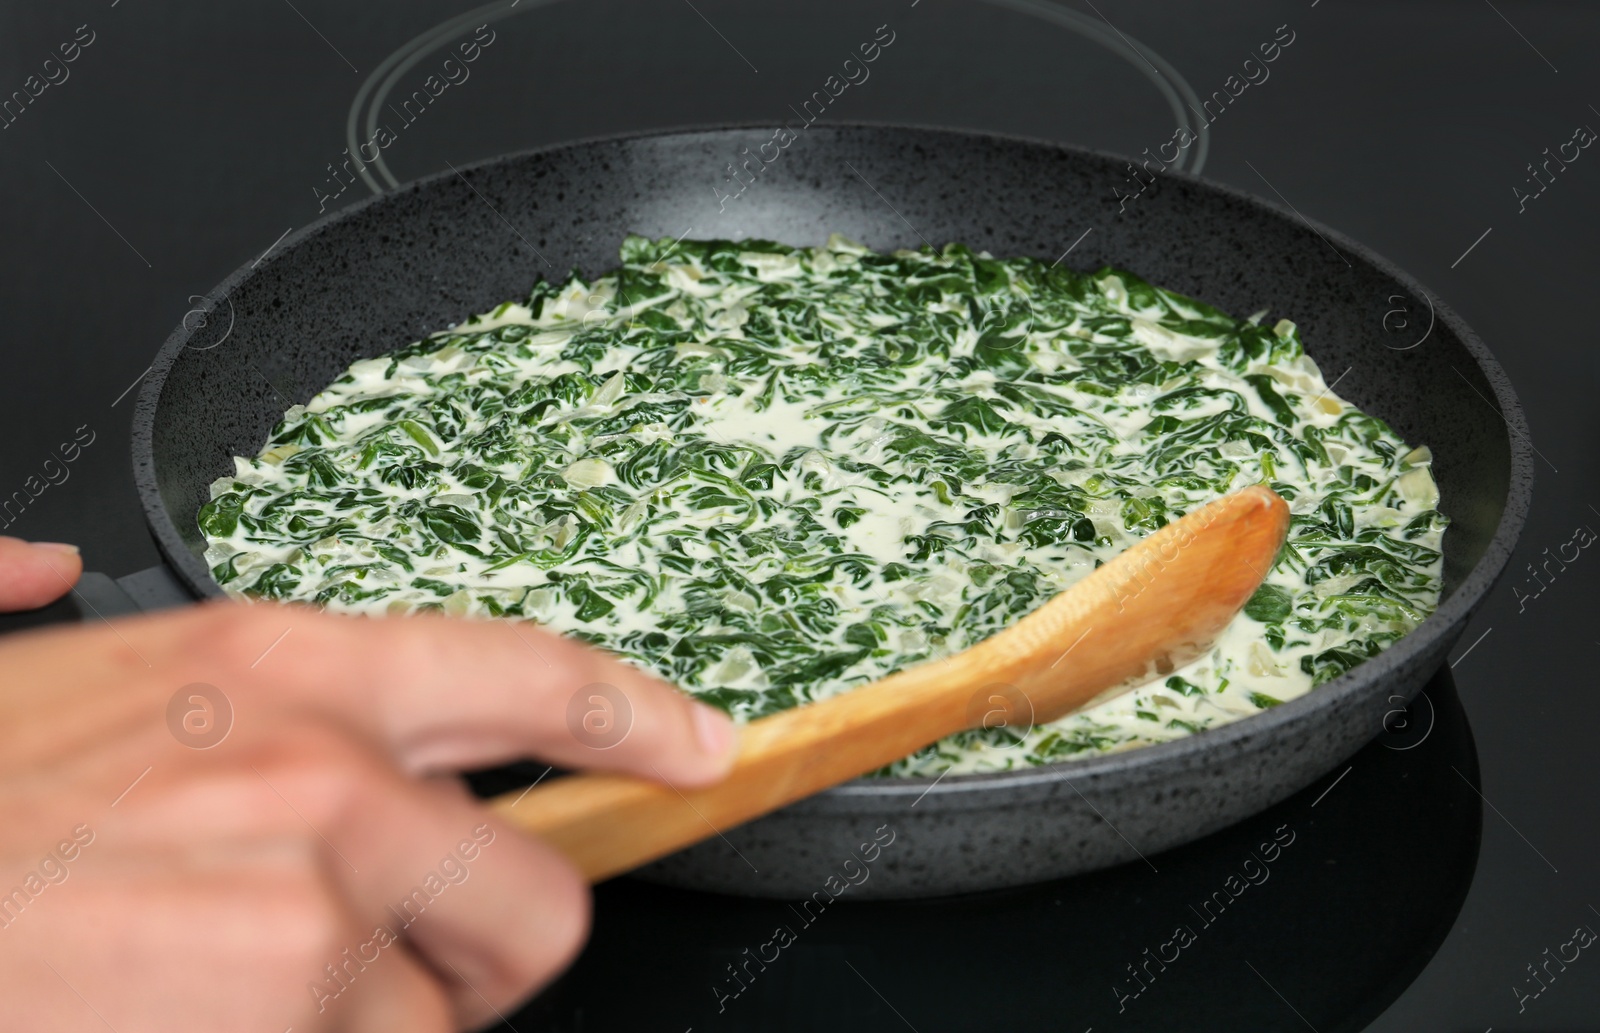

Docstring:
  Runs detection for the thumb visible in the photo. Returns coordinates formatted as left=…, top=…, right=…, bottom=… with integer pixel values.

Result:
left=0, top=537, right=82, bottom=612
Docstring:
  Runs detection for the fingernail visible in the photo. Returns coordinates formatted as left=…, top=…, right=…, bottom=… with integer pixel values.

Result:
left=690, top=702, right=735, bottom=757
left=32, top=542, right=80, bottom=556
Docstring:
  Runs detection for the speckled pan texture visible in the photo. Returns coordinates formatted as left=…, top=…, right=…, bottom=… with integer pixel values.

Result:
left=134, top=125, right=1531, bottom=899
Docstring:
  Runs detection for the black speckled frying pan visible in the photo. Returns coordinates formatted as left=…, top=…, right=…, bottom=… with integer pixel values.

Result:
left=128, top=125, right=1531, bottom=898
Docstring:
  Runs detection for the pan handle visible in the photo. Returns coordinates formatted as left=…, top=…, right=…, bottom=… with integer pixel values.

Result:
left=72, top=565, right=196, bottom=620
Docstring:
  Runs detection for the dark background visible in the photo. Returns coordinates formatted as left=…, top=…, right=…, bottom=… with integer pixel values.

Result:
left=0, top=1, right=1596, bottom=1029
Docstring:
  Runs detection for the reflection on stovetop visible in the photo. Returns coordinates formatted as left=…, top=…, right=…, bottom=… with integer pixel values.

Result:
left=483, top=668, right=1478, bottom=1033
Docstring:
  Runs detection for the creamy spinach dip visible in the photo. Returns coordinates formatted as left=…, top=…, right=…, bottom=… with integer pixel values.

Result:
left=202, top=235, right=1445, bottom=776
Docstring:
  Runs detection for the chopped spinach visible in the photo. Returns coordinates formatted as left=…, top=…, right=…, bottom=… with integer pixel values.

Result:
left=202, top=234, right=1445, bottom=776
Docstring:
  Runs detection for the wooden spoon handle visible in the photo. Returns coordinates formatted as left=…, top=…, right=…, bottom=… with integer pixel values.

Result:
left=489, top=663, right=964, bottom=884
left=491, top=485, right=1288, bottom=882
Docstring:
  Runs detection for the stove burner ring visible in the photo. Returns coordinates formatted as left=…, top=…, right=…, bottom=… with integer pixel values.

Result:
left=345, top=0, right=1211, bottom=196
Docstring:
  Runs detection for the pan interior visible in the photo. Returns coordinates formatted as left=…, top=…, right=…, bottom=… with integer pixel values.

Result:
left=143, top=126, right=1512, bottom=619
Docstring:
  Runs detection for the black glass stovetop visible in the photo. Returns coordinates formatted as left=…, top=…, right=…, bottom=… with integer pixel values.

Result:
left=1, top=2, right=1596, bottom=1029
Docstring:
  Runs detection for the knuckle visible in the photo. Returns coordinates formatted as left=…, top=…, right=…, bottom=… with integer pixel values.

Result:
left=235, top=720, right=396, bottom=830
left=540, top=860, right=592, bottom=971
left=174, top=601, right=281, bottom=668
left=388, top=963, right=456, bottom=1033
left=503, top=855, right=590, bottom=989
left=256, top=862, right=357, bottom=972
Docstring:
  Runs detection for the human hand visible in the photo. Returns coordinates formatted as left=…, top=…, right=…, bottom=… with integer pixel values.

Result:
left=0, top=536, right=83, bottom=611
left=0, top=601, right=736, bottom=1031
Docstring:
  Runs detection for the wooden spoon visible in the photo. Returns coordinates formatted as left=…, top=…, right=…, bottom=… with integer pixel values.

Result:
left=491, top=484, right=1289, bottom=882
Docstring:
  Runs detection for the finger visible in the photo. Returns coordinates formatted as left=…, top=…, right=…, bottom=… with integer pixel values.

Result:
left=181, top=604, right=738, bottom=788
left=336, top=945, right=455, bottom=1033
left=346, top=781, right=590, bottom=1028
left=0, top=538, right=82, bottom=611
left=240, top=726, right=589, bottom=1028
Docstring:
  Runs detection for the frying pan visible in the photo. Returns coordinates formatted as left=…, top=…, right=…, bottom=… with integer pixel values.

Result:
left=128, top=125, right=1531, bottom=898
